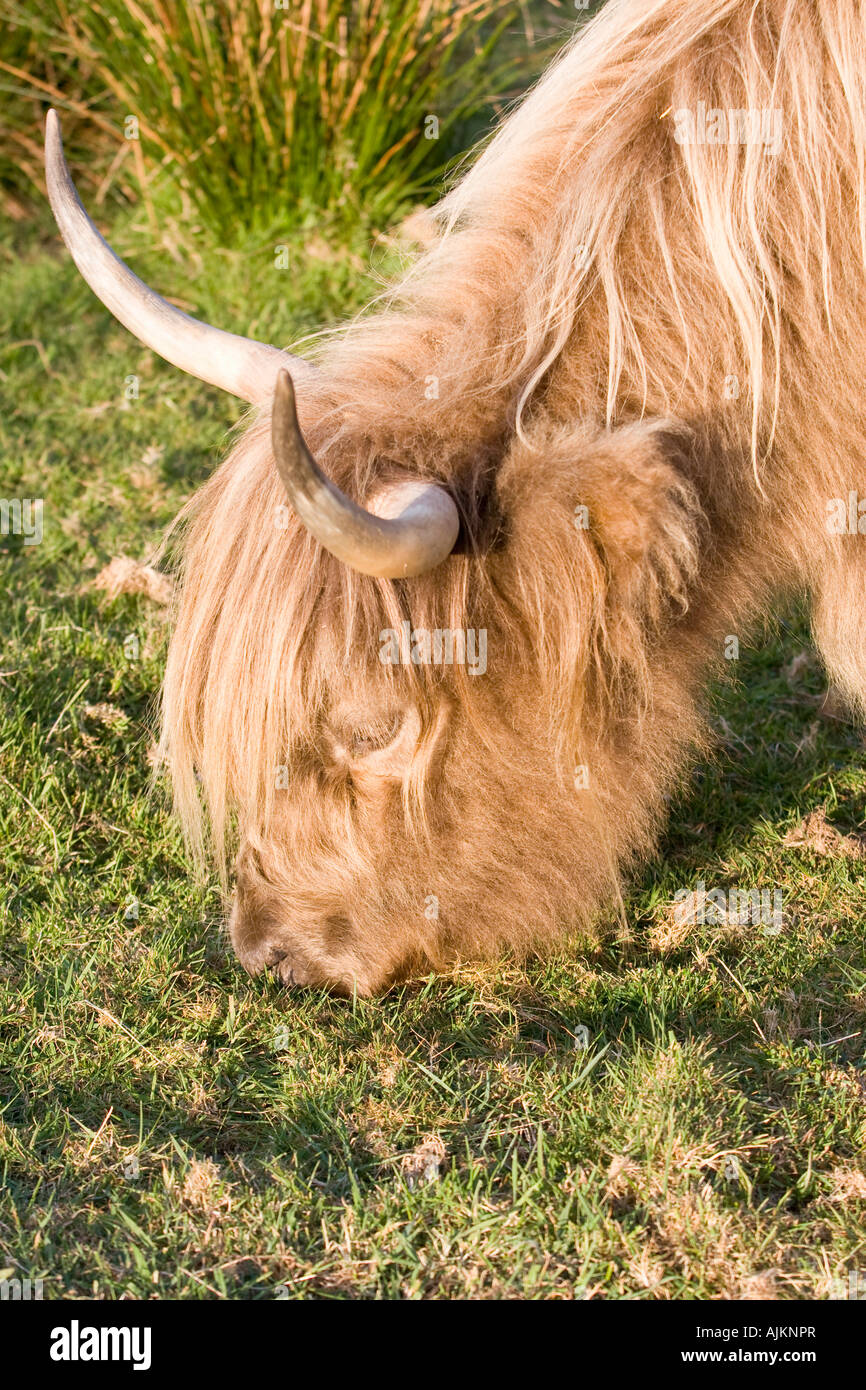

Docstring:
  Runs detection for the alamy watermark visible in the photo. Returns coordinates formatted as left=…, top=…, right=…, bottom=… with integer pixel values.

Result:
left=379, top=621, right=487, bottom=676
left=673, top=880, right=783, bottom=935
left=0, top=1275, right=43, bottom=1300
left=0, top=497, right=43, bottom=545
left=50, top=1321, right=151, bottom=1371
left=673, top=102, right=783, bottom=154
left=826, top=490, right=866, bottom=533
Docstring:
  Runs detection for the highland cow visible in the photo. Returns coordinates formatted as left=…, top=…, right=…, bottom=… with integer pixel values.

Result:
left=45, top=0, right=866, bottom=994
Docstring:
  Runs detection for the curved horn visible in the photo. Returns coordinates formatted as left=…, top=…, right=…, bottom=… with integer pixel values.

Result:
left=44, top=110, right=311, bottom=404
left=272, top=370, right=460, bottom=579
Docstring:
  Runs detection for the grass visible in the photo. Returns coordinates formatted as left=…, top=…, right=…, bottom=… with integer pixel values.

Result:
left=0, top=0, right=555, bottom=235
left=2, top=207, right=866, bottom=1301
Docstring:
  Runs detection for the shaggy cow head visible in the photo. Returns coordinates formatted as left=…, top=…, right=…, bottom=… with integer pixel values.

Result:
left=211, top=417, right=703, bottom=994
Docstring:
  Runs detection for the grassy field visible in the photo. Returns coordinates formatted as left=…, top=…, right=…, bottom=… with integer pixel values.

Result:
left=2, top=198, right=866, bottom=1300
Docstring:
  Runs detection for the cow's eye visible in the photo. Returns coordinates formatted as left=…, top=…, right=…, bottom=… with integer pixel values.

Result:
left=349, top=715, right=401, bottom=758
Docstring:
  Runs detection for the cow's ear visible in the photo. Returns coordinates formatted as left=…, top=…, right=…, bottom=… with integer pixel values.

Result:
left=491, top=419, right=704, bottom=698
left=571, top=421, right=704, bottom=630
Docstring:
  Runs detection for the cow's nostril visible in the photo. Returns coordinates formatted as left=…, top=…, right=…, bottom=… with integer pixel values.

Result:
left=276, top=958, right=312, bottom=989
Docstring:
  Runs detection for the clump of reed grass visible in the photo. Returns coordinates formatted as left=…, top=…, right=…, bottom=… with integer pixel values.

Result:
left=1, top=0, right=550, bottom=236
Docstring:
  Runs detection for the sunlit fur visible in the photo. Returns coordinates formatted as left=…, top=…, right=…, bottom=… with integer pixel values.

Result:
left=159, top=0, right=866, bottom=994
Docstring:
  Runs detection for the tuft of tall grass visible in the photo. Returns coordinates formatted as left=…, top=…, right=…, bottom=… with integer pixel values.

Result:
left=0, top=0, right=556, bottom=238
left=0, top=2, right=135, bottom=221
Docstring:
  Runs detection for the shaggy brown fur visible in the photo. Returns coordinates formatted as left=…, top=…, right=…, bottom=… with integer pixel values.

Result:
left=159, top=0, right=866, bottom=994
